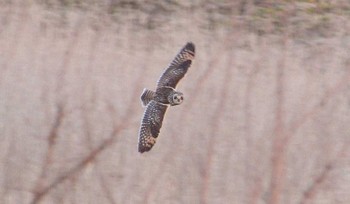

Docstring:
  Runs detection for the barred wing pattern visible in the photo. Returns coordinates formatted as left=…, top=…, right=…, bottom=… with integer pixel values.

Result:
left=157, top=42, right=195, bottom=89
left=138, top=100, right=168, bottom=153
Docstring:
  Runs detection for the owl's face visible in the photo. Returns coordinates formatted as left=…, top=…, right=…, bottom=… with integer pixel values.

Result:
left=169, top=92, right=184, bottom=106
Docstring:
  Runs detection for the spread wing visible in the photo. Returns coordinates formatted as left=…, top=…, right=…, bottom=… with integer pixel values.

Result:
left=138, top=100, right=168, bottom=153
left=157, top=42, right=195, bottom=89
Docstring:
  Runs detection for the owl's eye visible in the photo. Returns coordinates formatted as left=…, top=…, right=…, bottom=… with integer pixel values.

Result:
left=180, top=96, right=183, bottom=100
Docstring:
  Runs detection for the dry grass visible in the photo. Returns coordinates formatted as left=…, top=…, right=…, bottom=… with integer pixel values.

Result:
left=1, top=0, right=350, bottom=203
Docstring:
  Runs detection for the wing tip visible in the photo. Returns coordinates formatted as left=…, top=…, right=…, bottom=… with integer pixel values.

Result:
left=185, top=42, right=195, bottom=53
left=138, top=144, right=152, bottom=153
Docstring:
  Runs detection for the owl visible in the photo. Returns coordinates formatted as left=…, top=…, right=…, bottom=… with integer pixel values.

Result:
left=138, top=42, right=195, bottom=153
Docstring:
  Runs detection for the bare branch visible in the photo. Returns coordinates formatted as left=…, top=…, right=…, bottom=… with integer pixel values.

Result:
left=268, top=6, right=297, bottom=204
left=29, top=117, right=132, bottom=204
left=269, top=41, right=287, bottom=204
left=300, top=142, right=350, bottom=204
left=31, top=104, right=65, bottom=195
left=268, top=18, right=289, bottom=204
left=200, top=46, right=233, bottom=204
left=29, top=55, right=145, bottom=203
left=300, top=164, right=333, bottom=204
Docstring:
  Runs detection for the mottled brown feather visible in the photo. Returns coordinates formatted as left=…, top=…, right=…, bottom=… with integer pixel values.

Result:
left=157, top=42, right=195, bottom=88
left=138, top=42, right=195, bottom=153
left=138, top=101, right=168, bottom=153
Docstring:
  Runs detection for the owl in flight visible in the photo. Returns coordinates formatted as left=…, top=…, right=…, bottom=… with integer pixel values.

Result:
left=138, top=42, right=195, bottom=153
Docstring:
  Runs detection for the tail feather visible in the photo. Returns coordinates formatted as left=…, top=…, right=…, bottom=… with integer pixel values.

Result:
left=140, top=88, right=155, bottom=106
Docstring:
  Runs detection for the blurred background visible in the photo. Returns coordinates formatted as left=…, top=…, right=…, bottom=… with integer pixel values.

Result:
left=1, top=0, right=350, bottom=203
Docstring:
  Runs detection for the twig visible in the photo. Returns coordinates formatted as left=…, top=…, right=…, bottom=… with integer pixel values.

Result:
left=299, top=142, right=350, bottom=204
left=30, top=50, right=145, bottom=203
left=269, top=38, right=288, bottom=204
left=31, top=104, right=64, bottom=195
left=30, top=110, right=133, bottom=204
left=200, top=45, right=233, bottom=204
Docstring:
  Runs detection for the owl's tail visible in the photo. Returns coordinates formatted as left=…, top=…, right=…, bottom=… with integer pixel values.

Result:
left=140, top=88, right=155, bottom=107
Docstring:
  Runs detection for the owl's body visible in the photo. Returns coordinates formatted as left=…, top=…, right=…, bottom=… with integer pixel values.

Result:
left=141, top=87, right=183, bottom=106
left=138, top=42, right=195, bottom=153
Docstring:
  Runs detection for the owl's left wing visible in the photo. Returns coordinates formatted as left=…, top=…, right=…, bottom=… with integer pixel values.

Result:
left=138, top=100, right=168, bottom=153
left=157, top=42, right=195, bottom=89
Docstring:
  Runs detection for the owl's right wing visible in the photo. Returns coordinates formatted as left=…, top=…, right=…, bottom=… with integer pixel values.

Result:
left=138, top=100, right=168, bottom=153
left=157, top=42, right=195, bottom=89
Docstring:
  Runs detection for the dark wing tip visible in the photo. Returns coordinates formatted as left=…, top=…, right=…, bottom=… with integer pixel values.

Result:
left=138, top=144, right=153, bottom=153
left=138, top=146, right=148, bottom=153
left=185, top=42, right=195, bottom=53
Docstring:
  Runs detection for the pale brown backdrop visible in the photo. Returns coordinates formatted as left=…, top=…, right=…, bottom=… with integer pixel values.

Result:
left=1, top=1, right=350, bottom=204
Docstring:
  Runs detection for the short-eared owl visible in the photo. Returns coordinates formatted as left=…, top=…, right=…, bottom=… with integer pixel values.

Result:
left=138, top=42, right=195, bottom=153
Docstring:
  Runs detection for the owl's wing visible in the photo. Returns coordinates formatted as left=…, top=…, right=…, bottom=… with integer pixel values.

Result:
left=138, top=100, right=168, bottom=153
left=157, top=42, right=195, bottom=89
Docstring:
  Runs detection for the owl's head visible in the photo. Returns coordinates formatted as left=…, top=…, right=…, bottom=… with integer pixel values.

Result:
left=169, top=92, right=184, bottom=106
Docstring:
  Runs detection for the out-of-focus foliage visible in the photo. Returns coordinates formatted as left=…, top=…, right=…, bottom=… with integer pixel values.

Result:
left=28, top=0, right=350, bottom=35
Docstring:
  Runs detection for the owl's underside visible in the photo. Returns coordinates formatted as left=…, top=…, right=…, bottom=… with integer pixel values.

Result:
left=138, top=42, right=195, bottom=153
